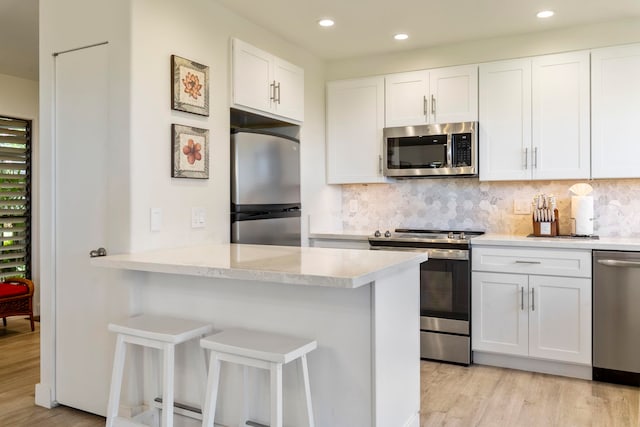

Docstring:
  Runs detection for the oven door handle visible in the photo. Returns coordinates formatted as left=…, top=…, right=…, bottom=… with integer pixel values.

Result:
left=369, top=246, right=469, bottom=260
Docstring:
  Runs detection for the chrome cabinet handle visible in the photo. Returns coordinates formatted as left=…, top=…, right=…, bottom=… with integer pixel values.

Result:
left=597, top=259, right=640, bottom=268
left=521, top=286, right=524, bottom=311
left=270, top=80, right=276, bottom=101
left=515, top=260, right=542, bottom=264
left=275, top=81, right=281, bottom=104
left=378, top=154, right=383, bottom=174
left=531, top=288, right=535, bottom=311
left=431, top=95, right=436, bottom=115
left=534, top=147, right=538, bottom=169
left=524, top=147, right=528, bottom=170
left=423, top=95, right=427, bottom=116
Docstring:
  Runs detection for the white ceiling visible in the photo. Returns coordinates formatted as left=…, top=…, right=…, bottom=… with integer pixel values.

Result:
left=215, top=0, right=640, bottom=60
left=2, top=0, right=640, bottom=82
left=0, top=0, right=38, bottom=80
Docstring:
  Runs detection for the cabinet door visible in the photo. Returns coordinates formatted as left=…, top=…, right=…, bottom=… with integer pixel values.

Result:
left=232, top=38, right=273, bottom=114
left=532, top=51, right=590, bottom=180
left=384, top=70, right=429, bottom=127
left=592, top=43, right=640, bottom=178
left=430, top=64, right=478, bottom=124
left=273, top=57, right=304, bottom=122
left=528, top=275, right=591, bottom=364
left=326, top=77, right=386, bottom=184
left=479, top=59, right=532, bottom=181
left=472, top=272, right=528, bottom=356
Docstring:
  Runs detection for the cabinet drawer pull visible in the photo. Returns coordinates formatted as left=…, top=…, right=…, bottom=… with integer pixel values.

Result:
left=520, top=286, right=524, bottom=311
left=515, top=260, right=542, bottom=264
left=423, top=95, right=427, bottom=116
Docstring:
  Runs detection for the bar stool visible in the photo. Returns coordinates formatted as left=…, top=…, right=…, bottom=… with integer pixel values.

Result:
left=106, top=314, right=214, bottom=427
left=200, top=328, right=317, bottom=427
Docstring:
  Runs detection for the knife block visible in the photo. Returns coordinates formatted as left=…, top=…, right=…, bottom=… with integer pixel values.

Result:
left=532, top=209, right=559, bottom=237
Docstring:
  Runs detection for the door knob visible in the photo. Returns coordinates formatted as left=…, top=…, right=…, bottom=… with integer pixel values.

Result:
left=89, top=247, right=107, bottom=258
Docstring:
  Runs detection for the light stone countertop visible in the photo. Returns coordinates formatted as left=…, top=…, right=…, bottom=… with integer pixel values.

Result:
left=308, top=231, right=370, bottom=241
left=472, top=234, right=640, bottom=251
left=91, top=243, right=427, bottom=288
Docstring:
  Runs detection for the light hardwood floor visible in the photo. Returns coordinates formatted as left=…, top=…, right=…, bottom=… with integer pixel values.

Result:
left=1, top=320, right=639, bottom=426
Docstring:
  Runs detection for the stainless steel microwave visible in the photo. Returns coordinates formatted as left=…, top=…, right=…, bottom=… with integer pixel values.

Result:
left=383, top=121, right=478, bottom=178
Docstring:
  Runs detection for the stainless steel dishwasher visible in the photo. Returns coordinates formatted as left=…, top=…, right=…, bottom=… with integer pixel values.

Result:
left=593, top=250, right=640, bottom=386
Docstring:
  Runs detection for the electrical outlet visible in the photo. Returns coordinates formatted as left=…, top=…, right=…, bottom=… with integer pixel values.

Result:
left=513, top=199, right=531, bottom=215
left=191, top=207, right=206, bottom=228
left=150, top=208, right=162, bottom=231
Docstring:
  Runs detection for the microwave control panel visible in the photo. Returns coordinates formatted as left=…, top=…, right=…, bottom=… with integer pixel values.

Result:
left=452, top=133, right=472, bottom=167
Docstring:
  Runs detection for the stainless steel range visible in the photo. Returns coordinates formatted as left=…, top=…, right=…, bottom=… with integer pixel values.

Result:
left=368, top=228, right=484, bottom=365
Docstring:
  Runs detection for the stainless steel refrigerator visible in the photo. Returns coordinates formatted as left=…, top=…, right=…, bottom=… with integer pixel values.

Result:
left=231, top=129, right=301, bottom=246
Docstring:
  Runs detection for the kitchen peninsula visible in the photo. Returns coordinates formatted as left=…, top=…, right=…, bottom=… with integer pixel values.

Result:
left=92, top=243, right=426, bottom=427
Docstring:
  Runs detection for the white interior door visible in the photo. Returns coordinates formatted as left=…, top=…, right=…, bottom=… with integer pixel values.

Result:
left=55, top=43, right=112, bottom=415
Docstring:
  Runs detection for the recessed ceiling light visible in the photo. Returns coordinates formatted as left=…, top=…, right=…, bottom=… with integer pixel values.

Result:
left=318, top=19, right=335, bottom=27
left=536, top=10, right=554, bottom=18
left=394, top=33, right=409, bottom=41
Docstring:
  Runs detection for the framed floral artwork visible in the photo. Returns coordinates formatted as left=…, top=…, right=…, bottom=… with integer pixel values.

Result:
left=171, top=124, right=209, bottom=179
left=171, top=55, right=209, bottom=116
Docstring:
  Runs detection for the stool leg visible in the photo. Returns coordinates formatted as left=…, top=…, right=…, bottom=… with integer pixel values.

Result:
left=106, top=335, right=127, bottom=427
left=270, top=362, right=283, bottom=427
left=300, top=355, right=315, bottom=427
left=202, top=352, right=221, bottom=427
left=161, top=343, right=175, bottom=427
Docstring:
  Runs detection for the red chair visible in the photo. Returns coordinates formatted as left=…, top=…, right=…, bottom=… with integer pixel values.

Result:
left=0, top=278, right=35, bottom=331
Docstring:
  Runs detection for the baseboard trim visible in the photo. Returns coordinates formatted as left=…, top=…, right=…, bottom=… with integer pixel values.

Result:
left=473, top=352, right=592, bottom=380
left=35, top=383, right=56, bottom=409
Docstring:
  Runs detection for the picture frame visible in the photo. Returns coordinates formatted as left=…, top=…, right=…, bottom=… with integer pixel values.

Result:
left=171, top=55, right=210, bottom=116
left=171, top=124, right=209, bottom=179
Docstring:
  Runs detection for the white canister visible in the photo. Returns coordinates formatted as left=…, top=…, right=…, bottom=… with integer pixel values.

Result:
left=571, top=195, right=594, bottom=236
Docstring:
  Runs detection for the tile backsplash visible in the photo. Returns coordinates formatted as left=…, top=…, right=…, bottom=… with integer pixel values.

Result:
left=342, top=178, right=640, bottom=237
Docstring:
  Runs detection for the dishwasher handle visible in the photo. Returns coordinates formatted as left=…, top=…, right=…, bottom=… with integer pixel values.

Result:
left=597, top=259, right=640, bottom=268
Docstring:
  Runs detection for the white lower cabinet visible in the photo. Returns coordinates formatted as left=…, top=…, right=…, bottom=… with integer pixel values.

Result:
left=472, top=246, right=592, bottom=367
left=472, top=272, right=591, bottom=364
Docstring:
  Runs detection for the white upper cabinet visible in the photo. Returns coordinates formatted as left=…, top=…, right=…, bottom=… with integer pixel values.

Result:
left=232, top=38, right=304, bottom=122
left=385, top=64, right=478, bottom=127
left=479, top=58, right=532, bottom=181
left=326, top=77, right=386, bottom=184
left=532, top=51, right=590, bottom=180
left=591, top=43, right=640, bottom=179
left=479, top=52, right=590, bottom=181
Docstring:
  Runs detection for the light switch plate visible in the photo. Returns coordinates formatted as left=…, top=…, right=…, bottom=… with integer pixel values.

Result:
left=513, top=199, right=531, bottom=215
left=150, top=208, right=162, bottom=231
left=191, top=207, right=206, bottom=228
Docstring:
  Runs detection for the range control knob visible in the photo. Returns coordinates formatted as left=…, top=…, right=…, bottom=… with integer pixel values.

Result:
left=384, top=230, right=392, bottom=238
left=374, top=230, right=381, bottom=237
left=459, top=231, right=466, bottom=240
left=448, top=232, right=454, bottom=239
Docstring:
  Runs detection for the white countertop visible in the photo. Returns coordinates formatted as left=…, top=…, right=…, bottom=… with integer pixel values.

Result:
left=308, top=231, right=370, bottom=241
left=472, top=234, right=640, bottom=251
left=91, top=243, right=427, bottom=288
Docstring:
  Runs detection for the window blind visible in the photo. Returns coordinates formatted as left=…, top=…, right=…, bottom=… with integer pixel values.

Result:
left=0, top=117, right=31, bottom=279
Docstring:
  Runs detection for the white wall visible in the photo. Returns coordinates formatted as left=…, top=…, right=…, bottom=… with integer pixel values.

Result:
left=0, top=73, right=39, bottom=311
left=129, top=0, right=337, bottom=251
left=327, top=17, right=640, bottom=80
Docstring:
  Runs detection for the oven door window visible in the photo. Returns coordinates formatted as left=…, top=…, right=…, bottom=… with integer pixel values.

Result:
left=386, top=134, right=447, bottom=169
left=420, top=259, right=469, bottom=321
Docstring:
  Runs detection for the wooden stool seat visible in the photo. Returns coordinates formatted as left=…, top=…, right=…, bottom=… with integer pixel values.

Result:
left=200, top=328, right=317, bottom=427
left=106, top=314, right=214, bottom=427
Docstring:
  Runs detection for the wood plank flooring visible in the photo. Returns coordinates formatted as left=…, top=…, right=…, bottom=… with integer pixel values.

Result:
left=1, top=320, right=639, bottom=426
